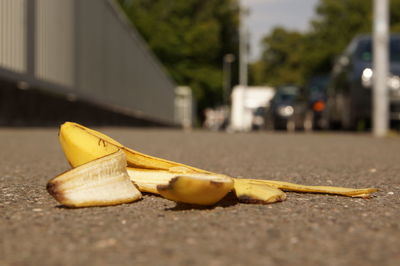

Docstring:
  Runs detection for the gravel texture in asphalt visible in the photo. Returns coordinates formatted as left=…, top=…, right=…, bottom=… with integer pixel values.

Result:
left=1, top=128, right=399, bottom=266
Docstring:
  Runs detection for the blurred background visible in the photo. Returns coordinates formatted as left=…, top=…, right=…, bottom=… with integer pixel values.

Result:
left=0, top=0, right=399, bottom=133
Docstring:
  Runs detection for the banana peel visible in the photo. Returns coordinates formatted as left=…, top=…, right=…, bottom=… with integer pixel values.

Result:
left=59, top=122, right=208, bottom=173
left=126, top=168, right=175, bottom=194
left=126, top=167, right=202, bottom=194
left=47, top=150, right=141, bottom=207
left=245, top=179, right=377, bottom=198
left=233, top=178, right=287, bottom=204
left=157, top=174, right=233, bottom=205
left=127, top=168, right=233, bottom=205
left=51, top=121, right=378, bottom=207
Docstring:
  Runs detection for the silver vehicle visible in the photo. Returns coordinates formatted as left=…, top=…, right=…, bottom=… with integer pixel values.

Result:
left=326, top=35, right=400, bottom=129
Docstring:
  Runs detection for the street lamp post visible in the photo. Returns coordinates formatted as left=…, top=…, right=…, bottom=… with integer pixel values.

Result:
left=373, top=0, right=389, bottom=137
left=239, top=5, right=248, bottom=87
left=223, top=54, right=235, bottom=105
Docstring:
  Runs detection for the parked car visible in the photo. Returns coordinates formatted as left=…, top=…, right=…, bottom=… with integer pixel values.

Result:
left=265, top=85, right=308, bottom=131
left=305, top=75, right=330, bottom=130
left=326, top=34, right=400, bottom=130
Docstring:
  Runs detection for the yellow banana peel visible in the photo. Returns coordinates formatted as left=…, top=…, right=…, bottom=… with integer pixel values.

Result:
left=50, top=121, right=378, bottom=207
left=157, top=174, right=233, bottom=205
left=126, top=168, right=175, bottom=194
left=245, top=179, right=377, bottom=198
left=59, top=122, right=208, bottom=173
left=233, top=178, right=287, bottom=204
left=59, top=122, right=120, bottom=167
left=126, top=166, right=203, bottom=194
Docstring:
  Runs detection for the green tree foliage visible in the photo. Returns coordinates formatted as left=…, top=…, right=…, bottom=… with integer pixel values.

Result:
left=389, top=0, right=400, bottom=31
left=118, top=0, right=239, bottom=114
left=252, top=0, right=400, bottom=87
left=305, top=0, right=372, bottom=75
left=250, top=27, right=307, bottom=87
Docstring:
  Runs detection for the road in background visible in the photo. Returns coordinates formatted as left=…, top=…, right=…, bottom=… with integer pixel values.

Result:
left=1, top=128, right=399, bottom=266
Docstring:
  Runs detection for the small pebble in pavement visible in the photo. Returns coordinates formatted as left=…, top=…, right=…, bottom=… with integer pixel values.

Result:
left=369, top=168, right=377, bottom=173
left=94, top=238, right=117, bottom=249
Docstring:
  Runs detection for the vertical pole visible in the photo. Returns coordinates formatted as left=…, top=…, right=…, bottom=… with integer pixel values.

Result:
left=237, top=2, right=248, bottom=131
left=223, top=54, right=235, bottom=105
left=373, top=0, right=389, bottom=137
left=223, top=57, right=228, bottom=105
left=226, top=61, right=231, bottom=104
left=239, top=5, right=248, bottom=87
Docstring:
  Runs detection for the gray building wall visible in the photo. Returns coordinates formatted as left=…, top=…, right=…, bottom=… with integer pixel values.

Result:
left=0, top=0, right=176, bottom=124
left=0, top=0, right=26, bottom=73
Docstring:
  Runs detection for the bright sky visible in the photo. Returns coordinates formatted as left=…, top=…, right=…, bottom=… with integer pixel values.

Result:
left=242, top=0, right=319, bottom=62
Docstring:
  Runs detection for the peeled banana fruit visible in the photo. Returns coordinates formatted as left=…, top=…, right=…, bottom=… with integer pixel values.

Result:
left=48, top=121, right=378, bottom=207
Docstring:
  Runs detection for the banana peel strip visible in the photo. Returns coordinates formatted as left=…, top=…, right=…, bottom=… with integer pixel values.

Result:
left=127, top=168, right=234, bottom=205
left=233, top=178, right=287, bottom=204
left=157, top=174, right=234, bottom=206
left=54, top=122, right=378, bottom=207
left=62, top=122, right=209, bottom=173
left=244, top=179, right=377, bottom=198
left=47, top=150, right=141, bottom=207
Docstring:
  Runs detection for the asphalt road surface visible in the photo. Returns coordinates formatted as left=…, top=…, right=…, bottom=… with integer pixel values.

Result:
left=1, top=127, right=399, bottom=266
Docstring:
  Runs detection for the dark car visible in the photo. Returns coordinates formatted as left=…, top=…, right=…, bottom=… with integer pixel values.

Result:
left=305, top=75, right=330, bottom=130
left=326, top=34, right=400, bottom=129
left=265, top=85, right=308, bottom=131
